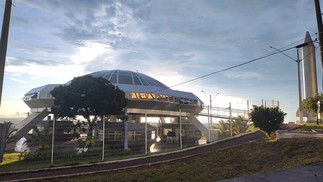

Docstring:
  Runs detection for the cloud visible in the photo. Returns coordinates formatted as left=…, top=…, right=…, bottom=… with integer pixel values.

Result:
left=2, top=0, right=320, bottom=124
left=10, top=78, right=27, bottom=84
left=223, top=71, right=263, bottom=80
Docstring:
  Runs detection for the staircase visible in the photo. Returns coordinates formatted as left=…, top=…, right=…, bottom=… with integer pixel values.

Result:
left=189, top=114, right=217, bottom=142
left=13, top=108, right=49, bottom=142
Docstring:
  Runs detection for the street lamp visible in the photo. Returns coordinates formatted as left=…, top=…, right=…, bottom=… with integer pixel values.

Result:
left=270, top=43, right=308, bottom=123
left=201, top=91, right=219, bottom=128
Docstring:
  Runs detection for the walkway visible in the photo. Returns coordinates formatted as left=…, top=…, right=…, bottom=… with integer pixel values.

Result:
left=198, top=106, right=249, bottom=120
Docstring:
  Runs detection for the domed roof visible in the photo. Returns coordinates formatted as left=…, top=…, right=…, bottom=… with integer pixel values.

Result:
left=24, top=70, right=200, bottom=104
left=89, top=70, right=169, bottom=89
left=88, top=70, right=197, bottom=100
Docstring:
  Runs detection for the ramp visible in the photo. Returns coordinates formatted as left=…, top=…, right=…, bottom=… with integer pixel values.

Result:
left=189, top=114, right=218, bottom=142
left=13, top=108, right=49, bottom=142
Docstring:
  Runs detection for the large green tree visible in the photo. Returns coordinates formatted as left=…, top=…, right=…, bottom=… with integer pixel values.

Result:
left=302, top=92, right=323, bottom=115
left=249, top=105, right=285, bottom=136
left=50, top=75, right=127, bottom=136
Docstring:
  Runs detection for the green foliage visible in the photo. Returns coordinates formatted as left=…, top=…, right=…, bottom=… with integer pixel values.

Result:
left=76, top=136, right=97, bottom=154
left=233, top=116, right=249, bottom=135
left=50, top=75, right=127, bottom=136
left=292, top=123, right=323, bottom=131
left=24, top=125, right=52, bottom=160
left=53, top=120, right=79, bottom=142
left=218, top=117, right=249, bottom=138
left=218, top=120, right=230, bottom=138
left=249, top=105, right=285, bottom=136
left=302, top=92, right=323, bottom=116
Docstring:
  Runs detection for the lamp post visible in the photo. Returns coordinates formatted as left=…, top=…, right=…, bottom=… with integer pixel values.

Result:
left=201, top=91, right=219, bottom=128
left=269, top=43, right=308, bottom=123
left=295, top=43, right=309, bottom=123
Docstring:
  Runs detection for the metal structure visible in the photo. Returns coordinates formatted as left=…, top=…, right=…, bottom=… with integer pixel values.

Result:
left=0, top=0, right=12, bottom=107
left=11, top=70, right=218, bottom=153
left=198, top=105, right=249, bottom=120
left=314, top=0, right=323, bottom=91
left=301, top=32, right=318, bottom=123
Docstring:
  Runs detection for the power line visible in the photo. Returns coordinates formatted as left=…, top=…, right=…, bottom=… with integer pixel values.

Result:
left=166, top=46, right=295, bottom=90
left=164, top=37, right=319, bottom=91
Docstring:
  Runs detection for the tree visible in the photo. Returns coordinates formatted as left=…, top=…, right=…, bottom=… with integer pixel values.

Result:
left=233, top=116, right=249, bottom=135
left=303, top=92, right=323, bottom=115
left=218, top=117, right=249, bottom=138
left=24, top=125, right=51, bottom=153
left=218, top=120, right=230, bottom=138
left=249, top=105, right=286, bottom=136
left=50, top=75, right=127, bottom=136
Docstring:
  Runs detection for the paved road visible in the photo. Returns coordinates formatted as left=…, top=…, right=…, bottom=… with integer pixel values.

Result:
left=221, top=163, right=323, bottom=182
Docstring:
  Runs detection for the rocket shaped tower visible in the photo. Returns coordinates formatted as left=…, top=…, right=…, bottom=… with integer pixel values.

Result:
left=302, top=31, right=318, bottom=122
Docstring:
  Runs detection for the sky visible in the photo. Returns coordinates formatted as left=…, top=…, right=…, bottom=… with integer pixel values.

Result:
left=0, top=0, right=321, bottom=123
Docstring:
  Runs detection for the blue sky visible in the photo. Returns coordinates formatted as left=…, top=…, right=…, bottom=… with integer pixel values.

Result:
left=0, top=0, right=321, bottom=123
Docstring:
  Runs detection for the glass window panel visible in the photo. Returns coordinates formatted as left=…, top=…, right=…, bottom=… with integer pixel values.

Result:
left=133, top=75, right=142, bottom=85
left=140, top=78, right=150, bottom=86
left=145, top=78, right=157, bottom=86
left=110, top=73, right=117, bottom=83
left=103, top=73, right=111, bottom=80
left=119, top=74, right=133, bottom=84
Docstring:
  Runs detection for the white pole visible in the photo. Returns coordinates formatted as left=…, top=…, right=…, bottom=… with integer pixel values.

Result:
left=179, top=109, right=182, bottom=149
left=51, top=115, right=55, bottom=165
left=102, top=115, right=105, bottom=161
left=209, top=94, right=212, bottom=128
left=145, top=111, right=148, bottom=155
left=247, top=100, right=250, bottom=115
left=124, top=119, right=128, bottom=150
left=124, top=108, right=128, bottom=150
left=207, top=105, right=210, bottom=142
left=297, top=48, right=303, bottom=123
left=229, top=103, right=232, bottom=137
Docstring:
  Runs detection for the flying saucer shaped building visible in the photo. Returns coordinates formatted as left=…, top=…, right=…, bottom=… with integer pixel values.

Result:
left=12, top=70, right=216, bottom=151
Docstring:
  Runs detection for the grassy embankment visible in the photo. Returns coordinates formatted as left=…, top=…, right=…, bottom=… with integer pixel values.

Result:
left=2, top=124, right=323, bottom=181
left=52, top=138, right=323, bottom=181
left=49, top=124, right=323, bottom=182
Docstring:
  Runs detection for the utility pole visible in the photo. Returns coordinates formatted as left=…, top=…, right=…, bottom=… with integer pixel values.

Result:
left=0, top=0, right=12, bottom=107
left=314, top=0, right=323, bottom=90
left=296, top=48, right=303, bottom=123
left=229, top=103, right=232, bottom=137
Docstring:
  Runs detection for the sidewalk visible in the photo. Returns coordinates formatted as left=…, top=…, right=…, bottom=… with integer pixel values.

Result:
left=220, top=163, right=323, bottom=182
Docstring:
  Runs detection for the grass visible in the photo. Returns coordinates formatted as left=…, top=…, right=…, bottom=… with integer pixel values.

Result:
left=0, top=153, right=22, bottom=166
left=0, top=152, right=149, bottom=172
left=292, top=123, right=323, bottom=131
left=2, top=125, right=323, bottom=181
left=49, top=137, right=323, bottom=182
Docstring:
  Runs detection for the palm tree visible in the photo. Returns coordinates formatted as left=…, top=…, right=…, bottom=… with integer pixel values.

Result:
left=24, top=125, right=51, bottom=153
left=218, top=120, right=230, bottom=138
left=233, top=116, right=249, bottom=135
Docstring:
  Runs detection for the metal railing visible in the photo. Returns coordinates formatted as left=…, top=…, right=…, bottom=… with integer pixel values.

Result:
left=198, top=105, right=249, bottom=119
